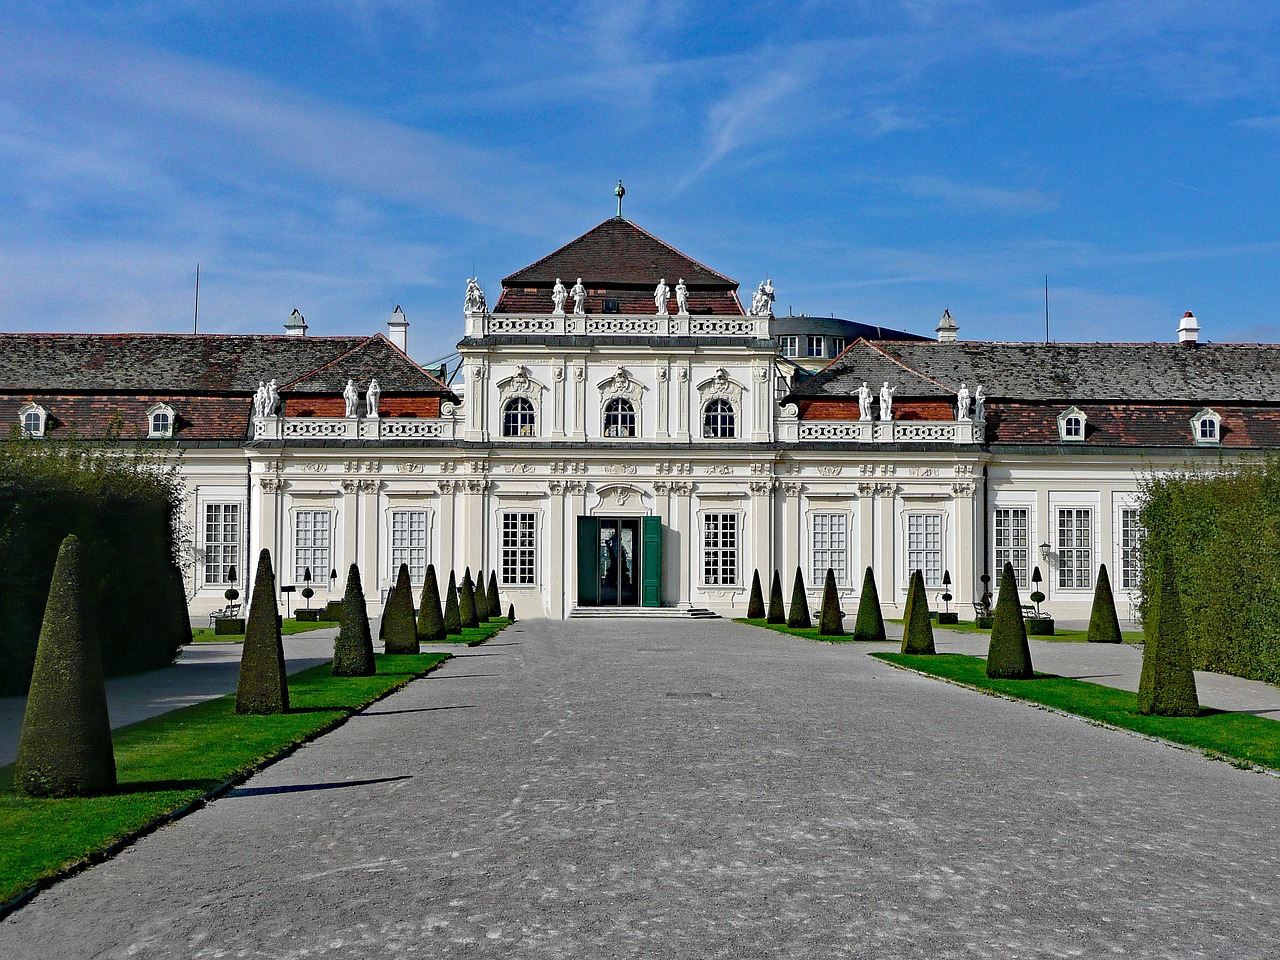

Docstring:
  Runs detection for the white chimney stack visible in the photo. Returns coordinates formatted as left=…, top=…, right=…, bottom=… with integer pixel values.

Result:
left=284, top=308, right=308, bottom=336
left=936, top=308, right=958, bottom=343
left=1178, top=311, right=1200, bottom=346
left=388, top=305, right=409, bottom=353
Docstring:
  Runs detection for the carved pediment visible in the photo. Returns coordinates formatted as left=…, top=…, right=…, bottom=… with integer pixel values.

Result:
left=597, top=365, right=645, bottom=401
left=696, top=367, right=745, bottom=405
left=496, top=366, right=546, bottom=400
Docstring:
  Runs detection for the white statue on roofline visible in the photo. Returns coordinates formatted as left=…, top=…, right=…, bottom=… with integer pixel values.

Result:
left=552, top=278, right=568, bottom=315
left=956, top=382, right=971, bottom=421
left=654, top=278, right=670, bottom=316
left=366, top=378, right=381, bottom=419
left=570, top=278, right=587, bottom=315
left=464, top=277, right=486, bottom=313
left=675, top=279, right=689, bottom=316
left=879, top=382, right=896, bottom=422
left=343, top=379, right=359, bottom=418
left=974, top=385, right=986, bottom=421
left=858, top=382, right=873, bottom=421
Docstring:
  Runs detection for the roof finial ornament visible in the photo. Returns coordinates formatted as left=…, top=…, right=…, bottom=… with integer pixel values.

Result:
left=615, top=179, right=625, bottom=219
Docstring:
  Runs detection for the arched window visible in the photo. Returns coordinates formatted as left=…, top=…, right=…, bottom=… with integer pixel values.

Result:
left=603, top=398, right=636, bottom=438
left=1057, top=406, right=1087, bottom=442
left=147, top=403, right=175, bottom=439
left=502, top=397, right=536, bottom=437
left=703, top=399, right=736, bottom=438
left=19, top=402, right=46, bottom=438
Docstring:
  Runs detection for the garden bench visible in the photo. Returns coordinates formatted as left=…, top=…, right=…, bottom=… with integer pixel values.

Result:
left=1020, top=603, right=1051, bottom=621
left=208, top=602, right=242, bottom=626
left=972, top=599, right=991, bottom=619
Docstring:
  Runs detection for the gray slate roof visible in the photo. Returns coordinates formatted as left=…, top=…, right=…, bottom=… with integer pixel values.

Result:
left=282, top=335, right=452, bottom=394
left=792, top=340, right=1280, bottom=403
left=0, top=334, right=369, bottom=393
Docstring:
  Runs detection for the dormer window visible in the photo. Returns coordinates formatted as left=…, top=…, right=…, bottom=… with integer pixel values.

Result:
left=147, top=403, right=176, bottom=439
left=1057, top=406, right=1087, bottom=442
left=19, top=402, right=47, bottom=438
left=1191, top=408, right=1222, bottom=445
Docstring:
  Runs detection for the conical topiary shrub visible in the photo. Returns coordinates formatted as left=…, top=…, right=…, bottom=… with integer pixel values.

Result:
left=787, top=566, right=812, bottom=629
left=417, top=564, right=447, bottom=643
left=14, top=535, right=116, bottom=798
left=852, top=566, right=886, bottom=642
left=900, top=569, right=936, bottom=654
left=507, top=603, right=516, bottom=621
left=766, top=570, right=786, bottom=624
left=987, top=561, right=1033, bottom=678
left=1138, top=555, right=1200, bottom=716
left=818, top=568, right=844, bottom=636
left=333, top=563, right=375, bottom=676
left=1087, top=562, right=1123, bottom=643
left=443, top=570, right=462, bottom=636
left=747, top=570, right=766, bottom=619
left=474, top=568, right=491, bottom=623
left=459, top=568, right=479, bottom=629
left=378, top=572, right=397, bottom=641
left=488, top=571, right=501, bottom=620
left=235, top=548, right=289, bottom=714
left=383, top=563, right=420, bottom=654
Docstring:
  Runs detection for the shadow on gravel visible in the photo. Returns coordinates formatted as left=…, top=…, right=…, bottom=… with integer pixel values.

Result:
left=360, top=705, right=476, bottom=717
left=227, top=775, right=412, bottom=798
left=114, top=778, right=223, bottom=794
left=431, top=673, right=499, bottom=679
left=1067, top=673, right=1123, bottom=681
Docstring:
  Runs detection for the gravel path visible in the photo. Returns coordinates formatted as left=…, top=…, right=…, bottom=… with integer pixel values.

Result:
left=1, top=618, right=1277, bottom=958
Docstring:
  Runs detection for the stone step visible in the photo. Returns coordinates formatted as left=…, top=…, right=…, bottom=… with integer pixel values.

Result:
left=568, top=607, right=721, bottom=619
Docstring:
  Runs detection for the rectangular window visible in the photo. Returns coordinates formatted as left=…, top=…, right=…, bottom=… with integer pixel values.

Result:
left=501, top=512, right=537, bottom=585
left=1120, top=508, right=1142, bottom=589
left=831, top=337, right=847, bottom=356
left=811, top=513, right=848, bottom=586
left=390, top=510, right=428, bottom=585
left=806, top=335, right=824, bottom=357
left=1057, top=508, right=1093, bottom=588
left=907, top=514, right=942, bottom=586
left=294, top=510, right=332, bottom=585
left=703, top=513, right=738, bottom=586
left=203, top=503, right=240, bottom=586
left=993, top=507, right=1030, bottom=588
left=779, top=335, right=799, bottom=358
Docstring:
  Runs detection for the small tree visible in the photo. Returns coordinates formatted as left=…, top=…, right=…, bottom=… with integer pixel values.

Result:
left=235, top=549, right=289, bottom=714
left=417, top=564, right=446, bottom=643
left=766, top=570, right=786, bottom=624
left=900, top=569, right=936, bottom=654
left=1087, top=563, right=1123, bottom=643
left=787, top=566, right=812, bottom=629
left=507, top=603, right=516, bottom=621
left=474, top=568, right=491, bottom=623
left=378, top=573, right=396, bottom=641
left=333, top=563, right=375, bottom=676
left=852, top=566, right=886, bottom=643
left=987, top=561, right=1033, bottom=679
left=1029, top=565, right=1046, bottom=615
left=459, top=568, right=479, bottom=629
left=747, top=570, right=766, bottom=619
left=383, top=563, right=420, bottom=654
left=443, top=570, right=462, bottom=636
left=818, top=568, right=844, bottom=636
left=14, top=535, right=116, bottom=798
left=487, top=571, right=501, bottom=620
left=1138, top=555, right=1200, bottom=716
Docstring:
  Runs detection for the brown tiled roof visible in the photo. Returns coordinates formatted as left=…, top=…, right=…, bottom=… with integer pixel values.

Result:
left=0, top=394, right=250, bottom=441
left=503, top=218, right=736, bottom=286
left=0, top=334, right=368, bottom=392
left=282, top=335, right=454, bottom=396
left=986, top=403, right=1280, bottom=448
left=791, top=340, right=1280, bottom=403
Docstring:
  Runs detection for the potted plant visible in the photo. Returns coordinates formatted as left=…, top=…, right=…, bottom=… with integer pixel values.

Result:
left=976, top=573, right=994, bottom=628
left=215, top=566, right=245, bottom=634
left=1027, top=565, right=1054, bottom=635
left=938, top=570, right=958, bottom=624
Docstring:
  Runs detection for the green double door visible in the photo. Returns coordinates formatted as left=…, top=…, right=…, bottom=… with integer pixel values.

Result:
left=576, top=516, right=663, bottom=607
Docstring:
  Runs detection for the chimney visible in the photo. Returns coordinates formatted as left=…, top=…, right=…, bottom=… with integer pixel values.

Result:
left=387, top=304, right=409, bottom=353
left=284, top=308, right=308, bottom=336
left=1178, top=311, right=1200, bottom=346
left=935, top=308, right=958, bottom=343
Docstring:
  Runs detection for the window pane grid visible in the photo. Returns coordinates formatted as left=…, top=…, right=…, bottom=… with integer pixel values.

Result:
left=390, top=510, right=427, bottom=585
left=204, top=503, right=240, bottom=585
left=294, top=510, right=332, bottom=585
left=907, top=514, right=942, bottom=586
left=1120, top=508, right=1142, bottom=589
left=703, top=399, right=735, bottom=439
left=704, top=514, right=738, bottom=586
left=811, top=513, right=848, bottom=586
left=502, top=512, right=536, bottom=585
left=1057, top=508, right=1092, bottom=588
left=502, top=398, right=536, bottom=437
left=603, top=398, right=636, bottom=438
left=993, top=508, right=1030, bottom=588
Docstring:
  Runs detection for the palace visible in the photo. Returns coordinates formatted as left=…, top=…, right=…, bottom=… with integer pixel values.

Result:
left=4, top=213, right=1279, bottom=623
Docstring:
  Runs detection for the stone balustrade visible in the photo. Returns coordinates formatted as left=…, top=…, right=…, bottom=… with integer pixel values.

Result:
left=776, top=417, right=985, bottom=444
left=466, top=311, right=770, bottom=339
left=253, top=415, right=459, bottom=442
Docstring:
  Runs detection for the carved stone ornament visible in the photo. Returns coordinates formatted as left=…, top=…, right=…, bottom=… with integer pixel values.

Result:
left=340, top=478, right=358, bottom=494
left=875, top=482, right=897, bottom=496
left=653, top=480, right=670, bottom=495
left=357, top=478, right=379, bottom=493
left=597, top=366, right=644, bottom=402
left=749, top=479, right=775, bottom=495
left=553, top=366, right=566, bottom=382
left=464, top=478, right=490, bottom=493
left=564, top=480, right=588, bottom=495
left=505, top=463, right=534, bottom=474
left=657, top=367, right=670, bottom=382
left=669, top=481, right=693, bottom=495
left=574, top=366, right=587, bottom=382
left=547, top=480, right=565, bottom=495
left=260, top=477, right=283, bottom=493
left=437, top=479, right=458, bottom=494
left=952, top=482, right=975, bottom=498
left=857, top=483, right=876, bottom=497
left=779, top=402, right=799, bottom=420
left=704, top=464, right=732, bottom=476
left=301, top=463, right=327, bottom=474
left=816, top=466, right=842, bottom=477
left=696, top=367, right=745, bottom=407
left=397, top=463, right=424, bottom=474
left=781, top=482, right=803, bottom=497
left=441, top=400, right=460, bottom=418
left=605, top=464, right=638, bottom=475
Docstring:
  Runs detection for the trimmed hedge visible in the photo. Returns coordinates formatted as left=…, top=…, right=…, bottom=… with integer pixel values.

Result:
left=818, top=568, right=844, bottom=636
left=1139, top=460, right=1280, bottom=683
left=333, top=564, right=375, bottom=677
left=417, top=564, right=446, bottom=643
left=1138, top=554, right=1200, bottom=716
left=747, top=571, right=766, bottom=619
left=787, top=567, right=812, bottom=629
left=443, top=571, right=462, bottom=636
left=987, top=561, right=1032, bottom=679
left=487, top=571, right=500, bottom=622
left=766, top=570, right=786, bottom=624
left=852, top=567, right=886, bottom=643
left=235, top=549, right=288, bottom=714
left=0, top=437, right=190, bottom=696
left=459, top=568, right=479, bottom=629
left=900, top=569, right=935, bottom=655
left=474, top=568, right=491, bottom=623
left=1087, top=563, right=1122, bottom=643
left=382, top=563, right=420, bottom=655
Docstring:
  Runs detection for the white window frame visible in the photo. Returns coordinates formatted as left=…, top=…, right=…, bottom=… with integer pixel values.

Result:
left=702, top=511, right=740, bottom=587
left=702, top=398, right=736, bottom=439
left=146, top=402, right=175, bottom=439
left=1118, top=505, right=1142, bottom=591
left=293, top=509, right=334, bottom=586
left=805, top=335, right=824, bottom=358
left=202, top=502, right=241, bottom=587
left=501, top=511, right=537, bottom=586
left=778, top=335, right=799, bottom=358
left=18, top=402, right=47, bottom=438
left=1057, top=406, right=1087, bottom=442
left=1057, top=507, right=1093, bottom=589
left=1190, top=408, right=1221, bottom=445
left=389, top=509, right=429, bottom=586
left=831, top=337, right=847, bottom=356
left=501, top=397, right=537, bottom=437
left=992, top=506, right=1031, bottom=589
left=906, top=512, right=943, bottom=587
left=810, top=512, right=849, bottom=587
left=602, top=397, right=637, bottom=438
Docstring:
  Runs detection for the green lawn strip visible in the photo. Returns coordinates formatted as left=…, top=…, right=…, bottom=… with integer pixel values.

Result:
left=874, top=652, right=1280, bottom=771
left=0, top=651, right=449, bottom=909
left=190, top=618, right=334, bottom=643
left=734, top=617, right=877, bottom=643
left=431, top=618, right=511, bottom=646
left=887, top=618, right=1143, bottom=642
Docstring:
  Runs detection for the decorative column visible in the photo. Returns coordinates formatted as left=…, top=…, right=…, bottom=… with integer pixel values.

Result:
left=464, top=360, right=488, bottom=442
left=672, top=480, right=693, bottom=608
left=675, top=365, right=690, bottom=441
left=857, top=482, right=875, bottom=584
left=459, top=476, right=490, bottom=575
left=339, top=477, right=360, bottom=585
left=436, top=479, right=457, bottom=578
left=780, top=482, right=803, bottom=581
left=258, top=473, right=283, bottom=589
left=357, top=478, right=381, bottom=599
left=568, top=480, right=588, bottom=610
left=656, top=366, right=670, bottom=440
left=572, top=365, right=587, bottom=439
left=552, top=365, right=566, bottom=438
left=547, top=480, right=567, bottom=618
left=749, top=479, right=775, bottom=588
left=752, top=365, right=772, bottom=441
left=876, top=483, right=897, bottom=608
left=952, top=481, right=977, bottom=607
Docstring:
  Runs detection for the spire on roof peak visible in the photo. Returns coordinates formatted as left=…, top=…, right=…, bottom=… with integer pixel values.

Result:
left=615, top=179, right=625, bottom=219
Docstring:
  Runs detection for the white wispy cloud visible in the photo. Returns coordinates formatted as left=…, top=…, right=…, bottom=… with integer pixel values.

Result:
left=1234, top=115, right=1280, bottom=130
left=884, top=175, right=1057, bottom=215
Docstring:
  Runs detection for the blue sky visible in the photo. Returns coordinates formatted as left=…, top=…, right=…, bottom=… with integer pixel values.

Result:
left=1, top=1, right=1278, bottom=362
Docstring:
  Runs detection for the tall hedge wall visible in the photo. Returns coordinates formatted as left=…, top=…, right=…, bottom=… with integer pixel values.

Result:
left=0, top=435, right=191, bottom=696
left=1138, top=457, right=1280, bottom=684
